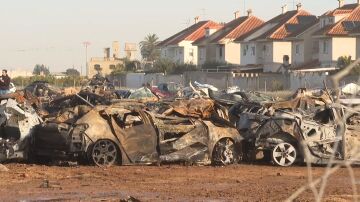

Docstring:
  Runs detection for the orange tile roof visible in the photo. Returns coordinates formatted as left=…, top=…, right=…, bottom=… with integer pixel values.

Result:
left=158, top=21, right=222, bottom=47
left=212, top=16, right=264, bottom=43
left=247, top=9, right=317, bottom=41
left=314, top=4, right=360, bottom=36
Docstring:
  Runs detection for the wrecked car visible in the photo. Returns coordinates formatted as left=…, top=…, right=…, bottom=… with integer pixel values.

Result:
left=31, top=105, right=242, bottom=167
left=0, top=99, right=42, bottom=162
left=24, top=81, right=62, bottom=101
left=240, top=104, right=360, bottom=167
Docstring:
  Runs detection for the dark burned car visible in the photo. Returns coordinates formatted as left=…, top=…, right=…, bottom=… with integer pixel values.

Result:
left=229, top=88, right=360, bottom=166
left=31, top=105, right=242, bottom=167
left=238, top=104, right=360, bottom=167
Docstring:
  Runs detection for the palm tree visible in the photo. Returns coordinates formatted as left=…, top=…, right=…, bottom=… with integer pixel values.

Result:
left=139, top=34, right=160, bottom=62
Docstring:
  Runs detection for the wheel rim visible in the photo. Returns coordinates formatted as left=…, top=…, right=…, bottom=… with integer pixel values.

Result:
left=272, top=142, right=296, bottom=167
left=215, top=138, right=235, bottom=165
left=91, top=140, right=118, bottom=167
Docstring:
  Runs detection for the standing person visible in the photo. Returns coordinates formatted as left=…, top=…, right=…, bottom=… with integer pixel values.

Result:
left=0, top=70, right=11, bottom=95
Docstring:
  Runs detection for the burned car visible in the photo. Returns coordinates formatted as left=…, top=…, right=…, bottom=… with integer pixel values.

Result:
left=0, top=99, right=42, bottom=162
left=31, top=104, right=242, bottom=167
left=239, top=104, right=360, bottom=167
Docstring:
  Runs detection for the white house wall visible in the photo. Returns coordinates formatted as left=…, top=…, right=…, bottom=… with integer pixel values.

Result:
left=215, top=44, right=226, bottom=63
left=319, top=37, right=356, bottom=67
left=198, top=46, right=206, bottom=65
left=356, top=37, right=360, bottom=59
left=332, top=37, right=356, bottom=62
left=240, top=42, right=257, bottom=65
left=292, top=41, right=305, bottom=65
left=224, top=42, right=241, bottom=65
left=273, top=41, right=292, bottom=64
left=318, top=38, right=333, bottom=66
left=178, top=41, right=198, bottom=64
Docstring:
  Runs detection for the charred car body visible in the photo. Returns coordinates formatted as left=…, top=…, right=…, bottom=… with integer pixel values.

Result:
left=31, top=104, right=242, bottom=167
left=0, top=99, right=42, bottom=162
left=231, top=88, right=360, bottom=166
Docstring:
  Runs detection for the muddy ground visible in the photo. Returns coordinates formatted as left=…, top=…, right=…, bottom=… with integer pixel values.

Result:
left=0, top=163, right=359, bottom=201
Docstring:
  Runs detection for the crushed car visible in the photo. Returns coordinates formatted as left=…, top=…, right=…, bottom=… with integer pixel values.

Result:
left=30, top=104, right=242, bottom=167
left=0, top=98, right=42, bottom=162
left=230, top=88, right=360, bottom=167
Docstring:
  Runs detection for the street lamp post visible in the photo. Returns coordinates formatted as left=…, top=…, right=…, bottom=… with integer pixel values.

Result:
left=83, top=41, right=91, bottom=78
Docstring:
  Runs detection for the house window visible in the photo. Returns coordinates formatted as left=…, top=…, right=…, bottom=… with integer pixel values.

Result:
left=189, top=49, right=194, bottom=57
left=219, top=46, right=223, bottom=57
left=243, top=45, right=249, bottom=56
left=323, top=40, right=329, bottom=54
left=295, top=44, right=300, bottom=55
left=251, top=47, right=256, bottom=56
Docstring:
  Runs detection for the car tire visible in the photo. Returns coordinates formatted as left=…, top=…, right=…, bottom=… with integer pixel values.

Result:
left=212, top=138, right=237, bottom=166
left=271, top=142, right=297, bottom=167
left=89, top=139, right=119, bottom=167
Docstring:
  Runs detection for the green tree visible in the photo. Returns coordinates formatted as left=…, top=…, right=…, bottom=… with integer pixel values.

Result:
left=33, top=64, right=50, bottom=76
left=65, top=68, right=80, bottom=76
left=201, top=60, right=229, bottom=70
left=337, top=56, right=352, bottom=69
left=110, top=63, right=125, bottom=76
left=337, top=56, right=360, bottom=75
left=171, top=63, right=197, bottom=74
left=152, top=58, right=175, bottom=74
left=139, top=34, right=160, bottom=62
left=124, top=58, right=141, bottom=72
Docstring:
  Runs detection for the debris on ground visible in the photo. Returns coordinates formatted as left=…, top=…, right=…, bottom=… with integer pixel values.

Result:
left=0, top=164, right=9, bottom=172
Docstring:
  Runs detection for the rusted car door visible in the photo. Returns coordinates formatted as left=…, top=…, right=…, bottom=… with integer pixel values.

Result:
left=112, top=111, right=158, bottom=164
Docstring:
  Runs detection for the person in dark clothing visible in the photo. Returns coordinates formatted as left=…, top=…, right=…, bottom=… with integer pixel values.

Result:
left=0, top=70, right=11, bottom=95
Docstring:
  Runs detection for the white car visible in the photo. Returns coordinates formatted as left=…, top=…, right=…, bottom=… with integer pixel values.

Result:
left=9, top=83, right=16, bottom=93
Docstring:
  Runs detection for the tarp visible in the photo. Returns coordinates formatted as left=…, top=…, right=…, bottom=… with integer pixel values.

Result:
left=341, top=83, right=360, bottom=95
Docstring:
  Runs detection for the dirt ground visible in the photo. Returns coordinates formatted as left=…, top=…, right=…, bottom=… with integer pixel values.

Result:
left=0, top=163, right=359, bottom=202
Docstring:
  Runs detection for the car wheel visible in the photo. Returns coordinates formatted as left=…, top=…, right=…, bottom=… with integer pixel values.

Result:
left=272, top=142, right=297, bottom=167
left=212, top=138, right=237, bottom=166
left=91, top=140, right=118, bottom=167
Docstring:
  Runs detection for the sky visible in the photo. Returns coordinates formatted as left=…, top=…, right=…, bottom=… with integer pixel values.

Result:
left=0, top=0, right=355, bottom=73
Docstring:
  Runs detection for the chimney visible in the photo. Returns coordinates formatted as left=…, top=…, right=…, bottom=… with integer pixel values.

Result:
left=247, top=9, right=253, bottom=16
left=112, top=41, right=120, bottom=58
left=104, top=48, right=110, bottom=58
left=281, top=5, right=288, bottom=14
left=338, top=0, right=344, bottom=8
left=296, top=3, right=302, bottom=11
left=194, top=16, right=200, bottom=24
left=234, top=11, right=240, bottom=19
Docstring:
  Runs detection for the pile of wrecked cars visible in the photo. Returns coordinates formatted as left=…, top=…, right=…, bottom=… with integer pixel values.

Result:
left=0, top=78, right=359, bottom=168
left=226, top=88, right=360, bottom=166
left=0, top=80, right=242, bottom=167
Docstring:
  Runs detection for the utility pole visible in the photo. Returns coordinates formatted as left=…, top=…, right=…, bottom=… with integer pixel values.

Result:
left=83, top=41, right=91, bottom=78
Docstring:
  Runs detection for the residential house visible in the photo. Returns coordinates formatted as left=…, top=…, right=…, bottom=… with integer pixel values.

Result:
left=192, top=10, right=264, bottom=66
left=285, top=19, right=320, bottom=68
left=235, top=4, right=318, bottom=73
left=313, top=1, right=360, bottom=68
left=88, top=41, right=124, bottom=78
left=158, top=17, right=222, bottom=65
